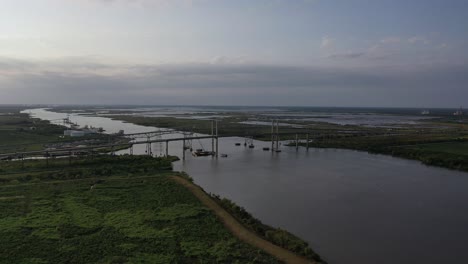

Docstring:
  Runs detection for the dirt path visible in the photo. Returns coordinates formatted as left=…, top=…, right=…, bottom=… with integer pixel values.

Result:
left=171, top=176, right=316, bottom=264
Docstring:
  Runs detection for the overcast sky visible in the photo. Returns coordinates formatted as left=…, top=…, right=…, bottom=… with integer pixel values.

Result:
left=1, top=0, right=467, bottom=107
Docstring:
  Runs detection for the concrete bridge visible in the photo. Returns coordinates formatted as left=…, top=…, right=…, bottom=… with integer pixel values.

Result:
left=0, top=120, right=331, bottom=163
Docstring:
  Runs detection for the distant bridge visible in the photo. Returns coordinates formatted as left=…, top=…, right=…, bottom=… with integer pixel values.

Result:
left=0, top=119, right=375, bottom=163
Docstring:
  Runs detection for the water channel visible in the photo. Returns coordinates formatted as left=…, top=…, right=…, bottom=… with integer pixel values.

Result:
left=24, top=108, right=468, bottom=264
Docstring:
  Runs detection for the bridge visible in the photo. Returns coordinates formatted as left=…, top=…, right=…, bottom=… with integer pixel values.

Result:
left=0, top=119, right=339, bottom=163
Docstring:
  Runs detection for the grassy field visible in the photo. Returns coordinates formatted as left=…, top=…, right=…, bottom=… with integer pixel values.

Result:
left=401, top=141, right=468, bottom=155
left=0, top=107, right=64, bottom=152
left=305, top=134, right=468, bottom=172
left=0, top=156, right=284, bottom=264
left=0, top=107, right=131, bottom=156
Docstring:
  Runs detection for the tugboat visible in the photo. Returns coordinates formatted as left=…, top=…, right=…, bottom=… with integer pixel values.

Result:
left=221, top=154, right=228, bottom=158
left=235, top=143, right=241, bottom=146
left=248, top=144, right=255, bottom=148
left=192, top=149, right=214, bottom=157
left=262, top=147, right=270, bottom=151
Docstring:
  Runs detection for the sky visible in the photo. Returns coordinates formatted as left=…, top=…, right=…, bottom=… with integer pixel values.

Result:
left=0, top=0, right=467, bottom=107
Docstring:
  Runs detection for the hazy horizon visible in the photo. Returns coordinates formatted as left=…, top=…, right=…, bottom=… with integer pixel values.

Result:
left=2, top=103, right=465, bottom=111
left=1, top=0, right=467, bottom=107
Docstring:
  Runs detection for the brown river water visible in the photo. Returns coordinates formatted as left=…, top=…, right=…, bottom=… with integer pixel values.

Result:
left=25, top=108, right=468, bottom=264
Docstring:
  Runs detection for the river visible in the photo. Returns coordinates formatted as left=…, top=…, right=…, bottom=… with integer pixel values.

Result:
left=24, top=108, right=468, bottom=264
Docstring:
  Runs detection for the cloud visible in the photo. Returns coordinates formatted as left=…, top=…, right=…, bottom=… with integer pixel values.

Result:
left=327, top=52, right=366, bottom=60
left=0, top=57, right=467, bottom=107
left=209, top=56, right=248, bottom=65
left=438, top=43, right=448, bottom=49
left=380, top=37, right=401, bottom=44
left=408, top=36, right=429, bottom=44
left=320, top=36, right=334, bottom=49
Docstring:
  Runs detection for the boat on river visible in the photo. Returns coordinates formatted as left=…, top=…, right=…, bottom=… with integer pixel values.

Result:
left=192, top=149, right=214, bottom=157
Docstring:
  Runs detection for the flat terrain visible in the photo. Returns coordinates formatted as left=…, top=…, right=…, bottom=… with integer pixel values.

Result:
left=401, top=141, right=468, bottom=156
left=172, top=176, right=315, bottom=264
left=0, top=108, right=131, bottom=157
left=0, top=106, right=324, bottom=264
left=0, top=107, right=63, bottom=152
left=101, top=109, right=468, bottom=172
left=0, top=156, right=282, bottom=263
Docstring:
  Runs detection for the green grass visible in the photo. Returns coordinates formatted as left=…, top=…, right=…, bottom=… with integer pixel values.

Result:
left=0, top=112, right=64, bottom=152
left=304, top=134, right=468, bottom=172
left=402, top=142, right=468, bottom=156
left=0, top=156, right=281, bottom=264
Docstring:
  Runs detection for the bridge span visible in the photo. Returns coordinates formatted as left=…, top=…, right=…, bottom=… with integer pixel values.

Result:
left=0, top=119, right=322, bottom=163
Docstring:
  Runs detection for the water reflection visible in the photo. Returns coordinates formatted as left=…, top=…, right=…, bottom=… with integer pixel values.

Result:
left=24, top=108, right=468, bottom=264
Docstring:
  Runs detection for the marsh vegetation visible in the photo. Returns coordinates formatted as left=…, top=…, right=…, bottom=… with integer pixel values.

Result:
left=0, top=156, right=286, bottom=263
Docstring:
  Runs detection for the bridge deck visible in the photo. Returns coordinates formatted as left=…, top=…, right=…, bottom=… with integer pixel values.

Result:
left=0, top=135, right=220, bottom=158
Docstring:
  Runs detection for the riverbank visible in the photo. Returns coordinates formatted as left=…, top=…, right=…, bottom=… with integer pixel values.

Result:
left=107, top=113, right=468, bottom=172
left=303, top=136, right=468, bottom=172
left=0, top=107, right=132, bottom=158
left=17, top=107, right=468, bottom=264
left=172, top=174, right=322, bottom=264
left=0, top=155, right=324, bottom=263
left=0, top=106, right=64, bottom=152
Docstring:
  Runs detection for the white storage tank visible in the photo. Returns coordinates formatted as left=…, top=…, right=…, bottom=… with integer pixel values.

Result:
left=70, top=131, right=85, bottom=137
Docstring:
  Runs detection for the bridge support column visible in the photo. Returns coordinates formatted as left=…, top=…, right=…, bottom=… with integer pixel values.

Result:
left=215, top=121, right=218, bottom=158
left=296, top=134, right=299, bottom=151
left=211, top=120, right=214, bottom=155
left=215, top=137, right=218, bottom=158
left=275, top=120, right=279, bottom=151
left=306, top=134, right=309, bottom=151
left=165, top=141, right=169, bottom=157
left=271, top=120, right=274, bottom=152
left=182, top=139, right=186, bottom=160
